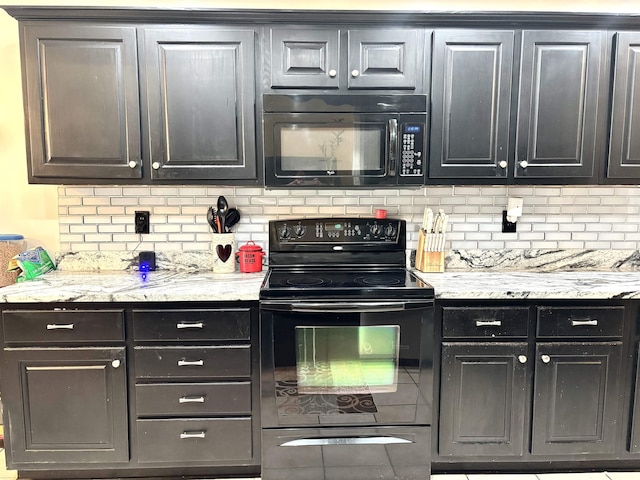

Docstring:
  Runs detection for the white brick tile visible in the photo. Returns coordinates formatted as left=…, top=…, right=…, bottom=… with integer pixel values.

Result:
left=70, top=225, right=97, bottom=233
left=58, top=197, right=82, bottom=206
left=85, top=234, right=113, bottom=243
left=477, top=241, right=506, bottom=248
left=177, top=187, right=207, bottom=196
left=561, top=206, right=590, bottom=214
left=586, top=241, right=610, bottom=249
left=94, top=187, right=122, bottom=196
left=111, top=197, right=139, bottom=206
left=97, top=225, right=126, bottom=234
left=532, top=223, right=559, bottom=232
left=572, top=232, right=599, bottom=241
left=154, top=225, right=182, bottom=233
left=167, top=197, right=195, bottom=206
left=518, top=232, right=545, bottom=240
left=453, top=206, right=480, bottom=214
left=531, top=206, right=563, bottom=214
left=545, top=232, right=572, bottom=241
left=532, top=241, right=558, bottom=248
left=122, top=187, right=151, bottom=196
left=82, top=197, right=111, bottom=206
left=64, top=187, right=95, bottom=196
left=586, top=223, right=612, bottom=232
left=69, top=242, right=96, bottom=251
left=153, top=206, right=183, bottom=215
left=59, top=234, right=85, bottom=243
left=453, top=186, right=481, bottom=195
left=558, top=241, right=585, bottom=248
left=99, top=242, right=129, bottom=251
left=97, top=207, right=126, bottom=215
left=505, top=240, right=533, bottom=248
left=559, top=224, right=586, bottom=232
left=68, top=206, right=98, bottom=215
left=168, top=234, right=196, bottom=242
left=452, top=241, right=479, bottom=249
left=612, top=241, right=640, bottom=249
left=168, top=215, right=194, bottom=224
left=138, top=197, right=167, bottom=206
left=465, top=232, right=492, bottom=241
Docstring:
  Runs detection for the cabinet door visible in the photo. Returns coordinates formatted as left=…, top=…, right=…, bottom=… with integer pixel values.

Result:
left=347, top=29, right=421, bottom=90
left=140, top=27, right=257, bottom=181
left=270, top=28, right=340, bottom=89
left=608, top=32, right=640, bottom=179
left=531, top=342, right=622, bottom=455
left=515, top=30, right=605, bottom=180
left=1, top=347, right=128, bottom=465
left=430, top=30, right=514, bottom=179
left=439, top=342, right=528, bottom=457
left=21, top=23, right=142, bottom=180
left=630, top=342, right=640, bottom=453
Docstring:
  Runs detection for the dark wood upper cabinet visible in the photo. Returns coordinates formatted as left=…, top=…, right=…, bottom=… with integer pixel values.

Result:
left=269, top=27, right=424, bottom=91
left=21, top=23, right=142, bottom=181
left=515, top=30, right=606, bottom=180
left=608, top=32, right=640, bottom=179
left=430, top=30, right=514, bottom=179
left=139, top=27, right=257, bottom=181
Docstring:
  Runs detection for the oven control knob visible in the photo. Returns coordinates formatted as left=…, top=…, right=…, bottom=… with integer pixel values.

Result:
left=294, top=224, right=306, bottom=237
left=279, top=225, right=291, bottom=239
left=370, top=224, right=381, bottom=237
left=385, top=224, right=397, bottom=238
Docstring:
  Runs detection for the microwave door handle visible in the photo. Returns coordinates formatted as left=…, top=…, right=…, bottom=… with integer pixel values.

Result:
left=388, top=119, right=398, bottom=176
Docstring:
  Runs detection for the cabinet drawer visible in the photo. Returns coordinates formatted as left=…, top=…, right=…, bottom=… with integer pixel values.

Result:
left=132, top=308, right=250, bottom=342
left=536, top=306, right=624, bottom=338
left=442, top=307, right=529, bottom=338
left=2, top=310, right=124, bottom=344
left=136, top=382, right=251, bottom=416
left=134, top=346, right=251, bottom=379
left=136, top=417, right=252, bottom=463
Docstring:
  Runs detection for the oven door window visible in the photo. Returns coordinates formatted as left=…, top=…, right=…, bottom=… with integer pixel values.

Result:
left=296, top=325, right=399, bottom=394
left=265, top=308, right=431, bottom=426
left=276, top=123, right=386, bottom=177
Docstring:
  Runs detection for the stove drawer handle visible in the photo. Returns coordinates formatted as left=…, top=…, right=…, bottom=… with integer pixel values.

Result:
left=281, top=436, right=412, bottom=447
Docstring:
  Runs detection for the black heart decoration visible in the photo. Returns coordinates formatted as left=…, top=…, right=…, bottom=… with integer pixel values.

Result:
left=216, top=244, right=232, bottom=263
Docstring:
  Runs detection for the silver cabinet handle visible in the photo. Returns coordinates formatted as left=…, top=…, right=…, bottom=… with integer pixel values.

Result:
left=475, top=320, right=502, bottom=327
left=499, top=160, right=508, bottom=169
left=518, top=355, right=527, bottom=364
left=177, top=360, right=204, bottom=367
left=281, top=436, right=411, bottom=447
left=520, top=160, right=529, bottom=168
left=180, top=431, right=206, bottom=439
left=111, top=359, right=121, bottom=369
left=47, top=323, right=74, bottom=330
left=128, top=161, right=137, bottom=169
left=328, top=69, right=337, bottom=78
left=351, top=69, right=360, bottom=77
left=179, top=396, right=206, bottom=404
left=152, top=162, right=161, bottom=170
left=541, top=355, right=551, bottom=364
left=177, top=322, right=204, bottom=329
left=571, top=319, right=598, bottom=326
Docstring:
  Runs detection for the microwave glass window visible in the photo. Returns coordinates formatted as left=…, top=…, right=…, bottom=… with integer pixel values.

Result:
left=295, top=325, right=400, bottom=394
left=280, top=127, right=382, bottom=172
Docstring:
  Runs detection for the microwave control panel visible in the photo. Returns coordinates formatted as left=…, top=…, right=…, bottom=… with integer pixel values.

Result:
left=400, top=124, right=424, bottom=177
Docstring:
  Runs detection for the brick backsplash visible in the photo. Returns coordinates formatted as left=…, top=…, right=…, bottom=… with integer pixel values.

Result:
left=58, top=185, right=640, bottom=252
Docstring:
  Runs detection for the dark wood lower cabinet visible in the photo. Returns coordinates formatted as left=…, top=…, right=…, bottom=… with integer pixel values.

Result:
left=439, top=342, right=528, bottom=457
left=1, top=347, right=129, bottom=464
left=531, top=342, right=622, bottom=456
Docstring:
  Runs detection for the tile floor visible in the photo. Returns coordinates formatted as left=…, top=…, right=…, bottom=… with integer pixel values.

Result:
left=0, top=449, right=638, bottom=480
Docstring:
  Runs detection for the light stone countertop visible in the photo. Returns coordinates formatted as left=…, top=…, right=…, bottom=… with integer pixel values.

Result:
left=0, top=270, right=266, bottom=303
left=413, top=270, right=640, bottom=300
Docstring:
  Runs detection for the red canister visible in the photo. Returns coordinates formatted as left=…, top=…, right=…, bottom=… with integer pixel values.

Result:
left=237, top=241, right=265, bottom=273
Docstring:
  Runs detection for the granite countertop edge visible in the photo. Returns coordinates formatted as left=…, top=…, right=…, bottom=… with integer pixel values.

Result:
left=3, top=269, right=640, bottom=303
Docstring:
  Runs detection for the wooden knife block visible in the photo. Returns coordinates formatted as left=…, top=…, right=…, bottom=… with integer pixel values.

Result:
left=415, top=230, right=445, bottom=273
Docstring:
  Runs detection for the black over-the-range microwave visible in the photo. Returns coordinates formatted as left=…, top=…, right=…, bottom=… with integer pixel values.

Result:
left=262, top=94, right=428, bottom=188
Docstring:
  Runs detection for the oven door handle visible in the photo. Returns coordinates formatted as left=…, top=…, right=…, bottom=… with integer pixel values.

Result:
left=388, top=119, right=398, bottom=177
left=281, top=436, right=412, bottom=447
left=261, top=300, right=433, bottom=313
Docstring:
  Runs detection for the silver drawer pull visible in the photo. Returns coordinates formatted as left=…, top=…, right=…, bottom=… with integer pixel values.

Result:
left=180, top=431, right=206, bottom=439
left=541, top=355, right=551, bottom=364
left=47, top=323, right=74, bottom=330
left=571, top=319, right=598, bottom=327
left=177, top=360, right=204, bottom=367
left=476, top=320, right=502, bottom=327
left=177, top=322, right=204, bottom=329
left=179, top=396, right=205, bottom=404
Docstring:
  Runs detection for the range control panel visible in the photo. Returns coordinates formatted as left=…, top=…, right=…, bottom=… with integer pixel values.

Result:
left=400, top=124, right=424, bottom=177
left=273, top=218, right=403, bottom=243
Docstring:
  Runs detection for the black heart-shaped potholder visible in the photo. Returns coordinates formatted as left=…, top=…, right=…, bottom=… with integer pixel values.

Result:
left=216, top=244, right=232, bottom=262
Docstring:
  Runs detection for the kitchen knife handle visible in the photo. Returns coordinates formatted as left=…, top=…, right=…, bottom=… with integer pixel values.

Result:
left=47, top=323, right=74, bottom=330
left=388, top=119, right=398, bottom=176
left=177, top=360, right=204, bottom=367
left=570, top=319, right=598, bottom=327
left=475, top=319, right=502, bottom=327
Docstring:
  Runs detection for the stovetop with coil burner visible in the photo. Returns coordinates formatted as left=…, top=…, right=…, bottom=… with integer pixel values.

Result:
left=260, top=217, right=434, bottom=300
